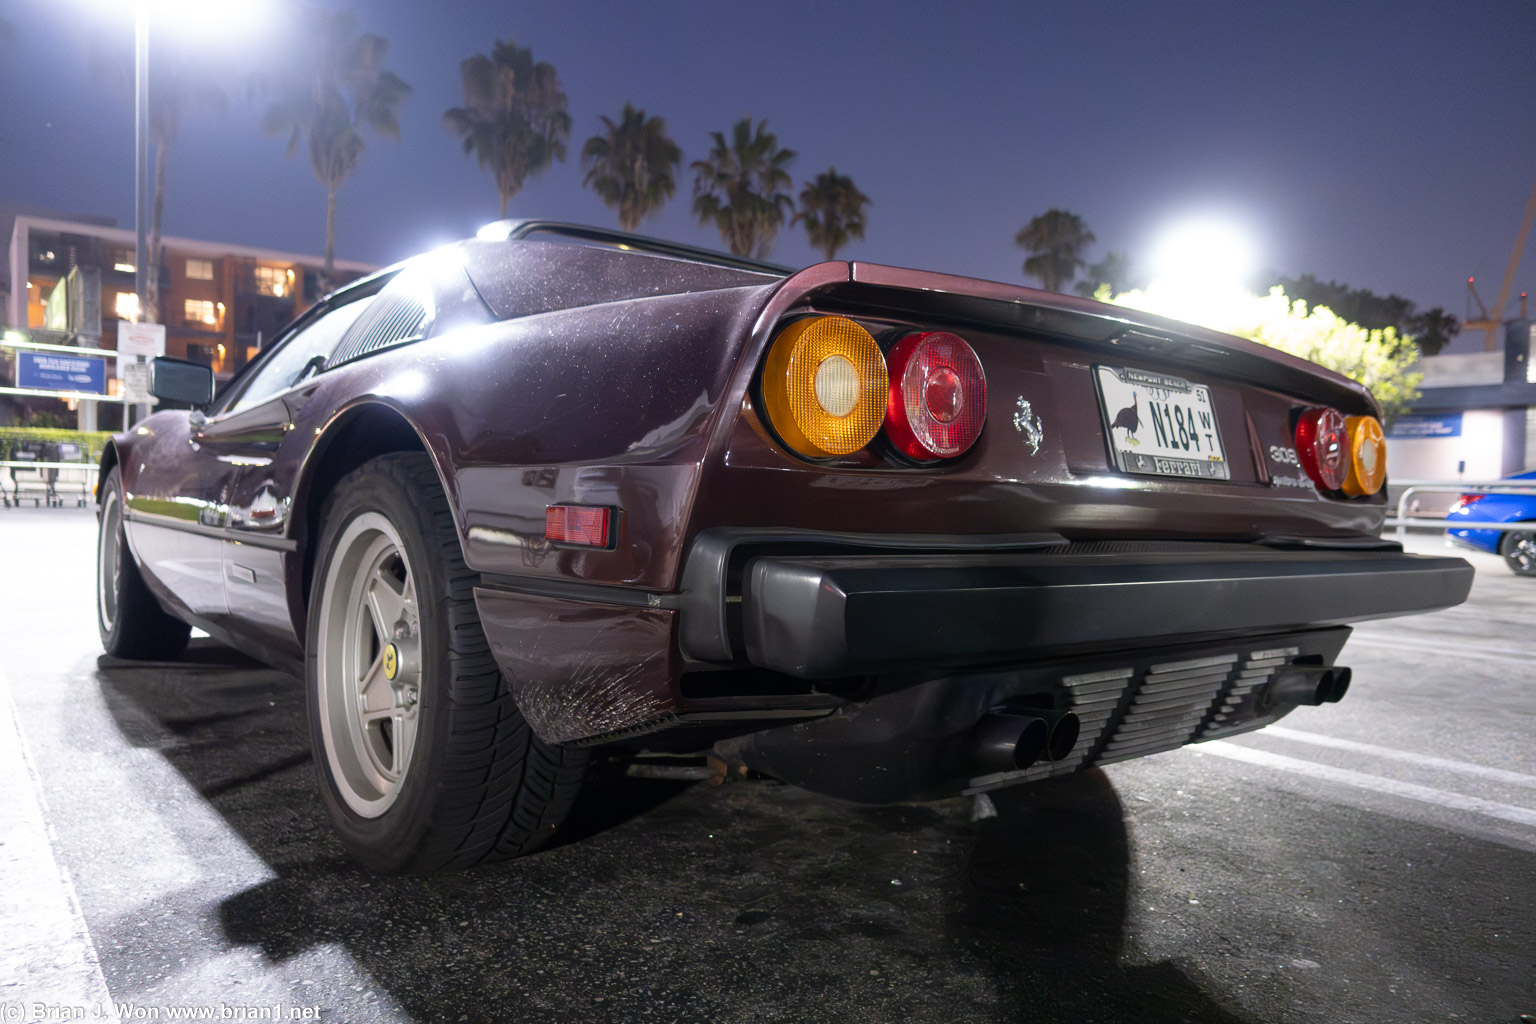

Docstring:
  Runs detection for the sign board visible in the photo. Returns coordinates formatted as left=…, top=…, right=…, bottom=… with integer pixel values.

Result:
left=17, top=351, right=107, bottom=393
left=116, top=321, right=166, bottom=405
left=1387, top=413, right=1463, bottom=439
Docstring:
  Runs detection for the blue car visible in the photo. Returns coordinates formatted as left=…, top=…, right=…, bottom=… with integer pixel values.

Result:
left=1446, top=469, right=1536, bottom=576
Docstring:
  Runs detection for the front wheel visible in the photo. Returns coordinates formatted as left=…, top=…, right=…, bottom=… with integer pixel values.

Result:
left=1500, top=527, right=1536, bottom=577
left=96, top=466, right=191, bottom=660
left=307, top=453, right=587, bottom=874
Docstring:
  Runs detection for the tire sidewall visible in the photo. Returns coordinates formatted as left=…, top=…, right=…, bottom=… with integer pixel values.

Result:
left=1500, top=527, right=1536, bottom=577
left=97, top=467, right=128, bottom=651
left=305, top=463, right=458, bottom=873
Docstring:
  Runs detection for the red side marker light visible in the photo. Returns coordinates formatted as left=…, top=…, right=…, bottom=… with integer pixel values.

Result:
left=545, top=505, right=614, bottom=547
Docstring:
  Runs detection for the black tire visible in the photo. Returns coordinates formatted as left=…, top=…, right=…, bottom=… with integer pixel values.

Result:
left=305, top=453, right=587, bottom=874
left=1500, top=527, right=1536, bottom=577
left=96, top=466, right=192, bottom=660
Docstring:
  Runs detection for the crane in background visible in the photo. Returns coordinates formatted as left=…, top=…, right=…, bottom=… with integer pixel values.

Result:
left=1466, top=178, right=1536, bottom=351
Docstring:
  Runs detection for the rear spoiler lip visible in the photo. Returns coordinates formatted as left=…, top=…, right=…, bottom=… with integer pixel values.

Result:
left=829, top=260, right=1377, bottom=414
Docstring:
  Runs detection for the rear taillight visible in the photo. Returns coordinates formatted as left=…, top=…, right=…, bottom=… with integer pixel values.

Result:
left=1451, top=494, right=1487, bottom=512
left=761, top=316, right=889, bottom=458
left=882, top=332, right=987, bottom=460
left=1295, top=407, right=1348, bottom=491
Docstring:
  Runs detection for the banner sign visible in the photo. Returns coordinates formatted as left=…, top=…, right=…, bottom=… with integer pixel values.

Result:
left=17, top=351, right=107, bottom=393
left=1387, top=413, right=1463, bottom=439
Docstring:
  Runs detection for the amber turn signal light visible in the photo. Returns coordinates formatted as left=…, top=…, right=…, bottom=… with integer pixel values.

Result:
left=761, top=316, right=889, bottom=457
left=1341, top=415, right=1387, bottom=496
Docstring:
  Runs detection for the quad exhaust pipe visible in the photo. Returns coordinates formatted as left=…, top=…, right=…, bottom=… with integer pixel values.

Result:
left=972, top=706, right=1081, bottom=774
left=1265, top=665, right=1352, bottom=707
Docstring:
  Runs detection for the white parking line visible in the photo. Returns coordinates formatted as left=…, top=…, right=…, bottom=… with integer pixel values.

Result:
left=0, top=663, right=117, bottom=1017
left=1346, top=632, right=1536, bottom=666
left=1200, top=741, right=1536, bottom=829
left=1262, top=725, right=1536, bottom=790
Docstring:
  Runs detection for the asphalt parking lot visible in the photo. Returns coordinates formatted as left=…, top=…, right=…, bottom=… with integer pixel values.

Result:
left=1, top=507, right=1533, bottom=1024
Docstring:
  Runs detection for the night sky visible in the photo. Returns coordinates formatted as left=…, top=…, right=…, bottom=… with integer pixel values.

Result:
left=4, top=1, right=1534, bottom=354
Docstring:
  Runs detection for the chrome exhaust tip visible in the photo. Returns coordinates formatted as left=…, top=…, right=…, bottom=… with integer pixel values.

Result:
left=971, top=707, right=1081, bottom=773
left=1266, top=666, right=1352, bottom=707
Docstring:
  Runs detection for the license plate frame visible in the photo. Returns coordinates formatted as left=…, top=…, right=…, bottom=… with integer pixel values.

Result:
left=1093, top=365, right=1230, bottom=480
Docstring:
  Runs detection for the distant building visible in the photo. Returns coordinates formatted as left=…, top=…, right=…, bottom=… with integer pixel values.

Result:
left=1386, top=320, right=1536, bottom=484
left=5, top=214, right=376, bottom=382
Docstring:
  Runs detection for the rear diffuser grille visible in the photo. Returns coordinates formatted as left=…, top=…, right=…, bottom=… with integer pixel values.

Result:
left=964, top=646, right=1299, bottom=794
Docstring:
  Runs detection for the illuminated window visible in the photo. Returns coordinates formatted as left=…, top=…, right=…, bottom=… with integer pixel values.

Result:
left=253, top=264, right=294, bottom=298
left=184, top=299, right=217, bottom=326
left=113, top=249, right=136, bottom=274
left=186, top=258, right=214, bottom=281
left=115, top=292, right=140, bottom=321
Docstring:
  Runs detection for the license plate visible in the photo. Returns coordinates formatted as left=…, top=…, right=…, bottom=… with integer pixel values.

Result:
left=1094, top=366, right=1230, bottom=480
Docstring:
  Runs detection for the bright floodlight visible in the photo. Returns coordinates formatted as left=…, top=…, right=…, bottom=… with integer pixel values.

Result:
left=81, top=0, right=265, bottom=39
left=148, top=0, right=265, bottom=39
left=1150, top=219, right=1256, bottom=290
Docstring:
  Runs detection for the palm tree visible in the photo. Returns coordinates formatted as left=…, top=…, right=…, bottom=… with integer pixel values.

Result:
left=692, top=119, right=795, bottom=259
left=444, top=38, right=570, bottom=218
left=260, top=8, right=410, bottom=287
left=795, top=168, right=869, bottom=261
left=581, top=104, right=681, bottom=232
left=91, top=35, right=226, bottom=322
left=1015, top=209, right=1095, bottom=293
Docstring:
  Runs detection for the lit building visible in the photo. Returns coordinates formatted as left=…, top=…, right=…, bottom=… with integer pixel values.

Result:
left=6, top=213, right=376, bottom=381
left=1385, top=320, right=1536, bottom=490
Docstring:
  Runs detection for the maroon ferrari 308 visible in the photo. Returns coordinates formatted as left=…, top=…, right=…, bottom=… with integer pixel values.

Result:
left=96, top=221, right=1472, bottom=873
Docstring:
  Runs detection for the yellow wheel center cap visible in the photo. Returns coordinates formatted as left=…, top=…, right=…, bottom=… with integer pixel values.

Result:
left=383, top=643, right=400, bottom=681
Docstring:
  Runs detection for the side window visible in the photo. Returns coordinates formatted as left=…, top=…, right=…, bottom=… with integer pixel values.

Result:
left=228, top=295, right=377, bottom=413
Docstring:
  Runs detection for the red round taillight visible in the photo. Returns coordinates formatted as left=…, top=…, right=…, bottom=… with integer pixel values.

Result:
left=883, top=332, right=986, bottom=460
left=1295, top=407, right=1348, bottom=491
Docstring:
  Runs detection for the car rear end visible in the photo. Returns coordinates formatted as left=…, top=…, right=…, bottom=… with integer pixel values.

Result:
left=661, top=262, right=1472, bottom=801
left=1445, top=470, right=1536, bottom=555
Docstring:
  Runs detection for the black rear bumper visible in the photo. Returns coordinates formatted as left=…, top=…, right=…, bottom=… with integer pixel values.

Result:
left=738, top=548, right=1473, bottom=677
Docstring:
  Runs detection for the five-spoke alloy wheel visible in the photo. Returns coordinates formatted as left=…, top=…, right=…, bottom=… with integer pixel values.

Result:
left=315, top=512, right=424, bottom=817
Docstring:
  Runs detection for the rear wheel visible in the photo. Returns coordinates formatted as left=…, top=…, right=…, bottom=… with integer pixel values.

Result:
left=96, top=467, right=191, bottom=660
left=307, top=453, right=587, bottom=873
left=1500, top=527, right=1536, bottom=577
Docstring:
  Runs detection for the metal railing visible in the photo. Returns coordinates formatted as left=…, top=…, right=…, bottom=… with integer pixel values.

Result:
left=1385, top=478, right=1536, bottom=543
left=1, top=460, right=98, bottom=509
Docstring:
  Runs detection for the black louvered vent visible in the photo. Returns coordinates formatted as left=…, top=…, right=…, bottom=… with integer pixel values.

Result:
left=330, top=293, right=429, bottom=366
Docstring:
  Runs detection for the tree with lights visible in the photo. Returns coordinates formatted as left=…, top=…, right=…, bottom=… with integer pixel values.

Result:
left=1106, top=283, right=1424, bottom=421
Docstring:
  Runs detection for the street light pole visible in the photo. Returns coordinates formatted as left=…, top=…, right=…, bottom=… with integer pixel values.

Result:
left=132, top=1, right=149, bottom=428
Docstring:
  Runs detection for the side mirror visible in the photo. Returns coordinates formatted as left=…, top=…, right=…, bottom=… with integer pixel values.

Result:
left=149, top=356, right=214, bottom=407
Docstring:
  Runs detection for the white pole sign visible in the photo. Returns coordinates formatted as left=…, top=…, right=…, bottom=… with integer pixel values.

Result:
left=116, top=321, right=166, bottom=406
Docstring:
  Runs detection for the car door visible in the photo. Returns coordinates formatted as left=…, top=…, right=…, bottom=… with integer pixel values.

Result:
left=211, top=290, right=381, bottom=661
left=121, top=413, right=246, bottom=629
